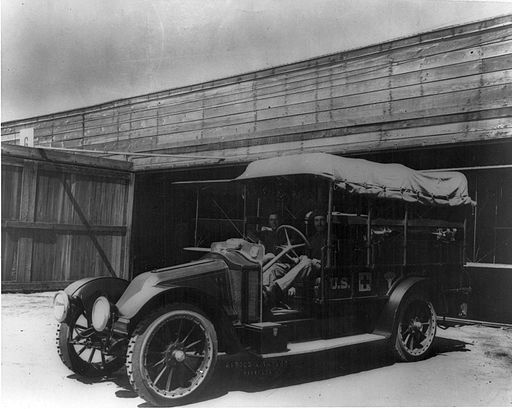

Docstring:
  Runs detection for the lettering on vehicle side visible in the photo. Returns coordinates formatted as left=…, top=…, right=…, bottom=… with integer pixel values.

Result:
left=330, top=277, right=351, bottom=290
left=224, top=359, right=289, bottom=369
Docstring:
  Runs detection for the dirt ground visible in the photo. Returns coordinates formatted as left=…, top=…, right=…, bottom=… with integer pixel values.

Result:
left=1, top=292, right=511, bottom=408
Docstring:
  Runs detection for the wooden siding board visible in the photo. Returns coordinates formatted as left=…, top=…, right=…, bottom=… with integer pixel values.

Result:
left=45, top=47, right=511, bottom=148
left=131, top=110, right=512, bottom=158
left=1, top=165, right=23, bottom=220
left=1, top=231, right=18, bottom=282
left=483, top=53, right=512, bottom=72
left=34, top=126, right=55, bottom=138
left=83, top=70, right=510, bottom=152
left=35, top=169, right=65, bottom=223
left=16, top=160, right=38, bottom=283
left=49, top=31, right=509, bottom=142
left=31, top=230, right=57, bottom=282
left=84, top=101, right=512, bottom=155
left=132, top=127, right=512, bottom=171
left=59, top=52, right=510, bottom=150
left=246, top=26, right=510, bottom=91
left=393, top=38, right=512, bottom=75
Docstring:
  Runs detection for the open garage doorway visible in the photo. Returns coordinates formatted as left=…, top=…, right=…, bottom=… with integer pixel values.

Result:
left=131, top=164, right=246, bottom=275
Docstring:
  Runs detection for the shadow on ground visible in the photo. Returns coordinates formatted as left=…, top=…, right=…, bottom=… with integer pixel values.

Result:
left=69, top=336, right=470, bottom=407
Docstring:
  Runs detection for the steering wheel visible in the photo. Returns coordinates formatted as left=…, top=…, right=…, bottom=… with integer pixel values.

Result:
left=262, top=225, right=311, bottom=273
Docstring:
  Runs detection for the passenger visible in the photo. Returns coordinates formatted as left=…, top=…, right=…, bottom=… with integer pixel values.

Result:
left=262, top=211, right=327, bottom=307
left=258, top=212, right=280, bottom=255
left=309, top=213, right=327, bottom=261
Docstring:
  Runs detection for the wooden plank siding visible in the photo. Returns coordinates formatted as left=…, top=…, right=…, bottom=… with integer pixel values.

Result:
left=2, top=15, right=512, bottom=171
left=1, top=145, right=133, bottom=291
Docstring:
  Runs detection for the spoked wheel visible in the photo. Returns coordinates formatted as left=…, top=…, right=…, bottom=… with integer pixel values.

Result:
left=57, top=310, right=124, bottom=377
left=126, top=305, right=218, bottom=406
left=392, top=295, right=437, bottom=362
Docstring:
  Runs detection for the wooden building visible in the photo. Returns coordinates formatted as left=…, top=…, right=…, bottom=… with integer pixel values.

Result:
left=2, top=15, right=511, bottom=322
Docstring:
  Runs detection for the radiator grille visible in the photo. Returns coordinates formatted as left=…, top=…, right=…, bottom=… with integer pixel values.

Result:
left=227, top=268, right=260, bottom=323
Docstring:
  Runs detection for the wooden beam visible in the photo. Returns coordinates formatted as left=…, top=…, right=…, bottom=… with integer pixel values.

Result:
left=2, top=280, right=75, bottom=293
left=122, top=172, right=135, bottom=280
left=2, top=220, right=127, bottom=234
left=1, top=144, right=132, bottom=171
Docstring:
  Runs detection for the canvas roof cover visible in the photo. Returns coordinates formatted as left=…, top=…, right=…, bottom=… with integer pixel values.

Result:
left=235, top=153, right=474, bottom=207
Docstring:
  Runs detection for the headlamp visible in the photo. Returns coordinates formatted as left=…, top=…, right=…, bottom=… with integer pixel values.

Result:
left=53, top=291, right=70, bottom=323
left=91, top=296, right=111, bottom=332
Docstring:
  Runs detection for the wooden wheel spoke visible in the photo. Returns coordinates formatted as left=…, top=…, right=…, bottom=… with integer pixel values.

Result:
left=182, top=360, right=197, bottom=376
left=182, top=361, right=197, bottom=375
left=408, top=335, right=416, bottom=350
left=154, top=364, right=168, bottom=385
left=404, top=333, right=411, bottom=348
left=88, top=348, right=96, bottom=363
left=175, top=319, right=184, bottom=343
left=101, top=352, right=106, bottom=367
left=77, top=345, right=88, bottom=356
left=184, top=339, right=202, bottom=351
left=151, top=357, right=166, bottom=368
left=416, top=330, right=427, bottom=343
left=186, top=352, right=205, bottom=359
left=74, top=328, right=94, bottom=339
left=165, top=367, right=175, bottom=392
left=181, top=325, right=196, bottom=345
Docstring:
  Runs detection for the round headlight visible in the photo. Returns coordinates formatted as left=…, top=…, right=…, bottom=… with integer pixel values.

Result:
left=91, top=296, right=111, bottom=332
left=53, top=291, right=70, bottom=323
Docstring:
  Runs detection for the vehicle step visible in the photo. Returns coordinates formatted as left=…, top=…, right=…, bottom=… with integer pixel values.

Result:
left=259, top=333, right=388, bottom=358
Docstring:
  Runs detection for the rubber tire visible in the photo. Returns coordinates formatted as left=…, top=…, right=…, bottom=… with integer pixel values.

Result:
left=392, top=295, right=437, bottom=362
left=57, top=309, right=125, bottom=377
left=126, top=304, right=218, bottom=406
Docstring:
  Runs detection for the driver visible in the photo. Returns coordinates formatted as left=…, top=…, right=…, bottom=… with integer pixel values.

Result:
left=262, top=212, right=327, bottom=307
left=258, top=212, right=280, bottom=255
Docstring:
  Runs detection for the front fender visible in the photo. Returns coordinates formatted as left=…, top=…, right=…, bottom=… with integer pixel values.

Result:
left=373, top=276, right=432, bottom=338
left=114, top=273, right=243, bottom=353
left=63, top=276, right=129, bottom=321
left=114, top=272, right=176, bottom=319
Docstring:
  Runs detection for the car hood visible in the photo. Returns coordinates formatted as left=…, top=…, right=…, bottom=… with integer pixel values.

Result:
left=132, top=257, right=227, bottom=290
left=115, top=257, right=228, bottom=318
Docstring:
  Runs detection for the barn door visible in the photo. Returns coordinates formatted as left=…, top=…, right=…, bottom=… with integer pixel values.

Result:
left=1, top=145, right=134, bottom=291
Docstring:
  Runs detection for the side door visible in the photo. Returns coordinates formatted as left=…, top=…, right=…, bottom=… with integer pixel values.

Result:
left=1, top=145, right=134, bottom=291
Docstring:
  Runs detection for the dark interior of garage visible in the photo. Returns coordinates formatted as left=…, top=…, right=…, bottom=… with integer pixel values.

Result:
left=132, top=140, right=512, bottom=272
left=131, top=140, right=512, bottom=323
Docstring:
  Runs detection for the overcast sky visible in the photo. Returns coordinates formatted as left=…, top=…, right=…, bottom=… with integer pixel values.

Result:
left=2, top=0, right=512, bottom=122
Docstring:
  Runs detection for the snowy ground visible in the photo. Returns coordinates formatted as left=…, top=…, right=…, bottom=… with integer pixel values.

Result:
left=2, top=292, right=511, bottom=408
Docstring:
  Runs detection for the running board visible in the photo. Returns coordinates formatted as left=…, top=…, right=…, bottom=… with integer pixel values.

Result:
left=259, top=333, right=388, bottom=358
